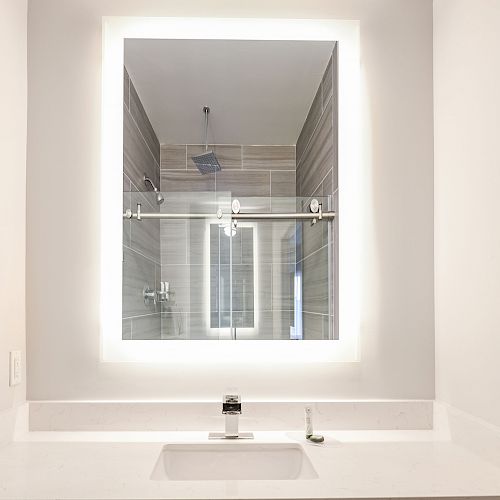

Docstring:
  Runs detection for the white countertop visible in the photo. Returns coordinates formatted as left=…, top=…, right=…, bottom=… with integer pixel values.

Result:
left=1, top=430, right=500, bottom=499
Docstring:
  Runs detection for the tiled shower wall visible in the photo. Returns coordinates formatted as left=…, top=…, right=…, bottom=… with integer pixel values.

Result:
left=159, top=145, right=297, bottom=339
left=296, top=44, right=338, bottom=339
left=122, top=68, right=162, bottom=339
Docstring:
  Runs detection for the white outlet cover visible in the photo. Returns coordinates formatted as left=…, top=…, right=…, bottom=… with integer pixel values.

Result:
left=9, top=351, right=21, bottom=386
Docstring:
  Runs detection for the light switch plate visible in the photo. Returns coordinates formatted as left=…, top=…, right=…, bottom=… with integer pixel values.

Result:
left=9, top=351, right=21, bottom=386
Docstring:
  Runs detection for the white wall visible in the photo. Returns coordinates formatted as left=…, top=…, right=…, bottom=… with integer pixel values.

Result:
left=27, top=0, right=434, bottom=401
left=434, top=0, right=500, bottom=427
left=0, top=0, right=27, bottom=441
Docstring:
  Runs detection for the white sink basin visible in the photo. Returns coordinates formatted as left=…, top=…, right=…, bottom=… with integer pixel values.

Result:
left=151, top=442, right=318, bottom=481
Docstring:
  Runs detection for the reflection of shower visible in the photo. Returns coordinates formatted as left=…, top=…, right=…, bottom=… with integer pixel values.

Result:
left=143, top=175, right=164, bottom=205
left=191, top=106, right=221, bottom=174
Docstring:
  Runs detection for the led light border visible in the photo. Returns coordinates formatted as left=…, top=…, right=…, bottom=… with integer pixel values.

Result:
left=101, top=17, right=361, bottom=363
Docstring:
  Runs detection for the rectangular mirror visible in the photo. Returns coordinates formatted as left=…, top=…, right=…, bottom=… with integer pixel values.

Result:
left=121, top=39, right=338, bottom=341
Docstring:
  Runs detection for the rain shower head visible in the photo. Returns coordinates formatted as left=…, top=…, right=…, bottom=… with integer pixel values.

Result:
left=191, top=106, right=221, bottom=174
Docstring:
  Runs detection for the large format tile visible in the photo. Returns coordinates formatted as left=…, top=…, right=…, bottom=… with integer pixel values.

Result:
left=301, top=218, right=328, bottom=261
left=161, top=264, right=205, bottom=314
left=123, top=67, right=130, bottom=109
left=296, top=84, right=322, bottom=164
left=160, top=145, right=186, bottom=170
left=302, top=312, right=329, bottom=340
left=235, top=196, right=271, bottom=213
left=129, top=210, right=160, bottom=265
left=297, top=101, right=334, bottom=198
left=302, top=245, right=329, bottom=315
left=272, top=263, right=295, bottom=310
left=216, top=169, right=270, bottom=197
left=122, top=318, right=132, bottom=340
left=242, top=145, right=295, bottom=170
left=257, top=221, right=296, bottom=264
left=257, top=263, right=273, bottom=312
left=129, top=80, right=160, bottom=165
left=122, top=246, right=157, bottom=318
left=187, top=144, right=242, bottom=170
left=271, top=170, right=296, bottom=196
left=160, top=220, right=187, bottom=266
left=321, top=53, right=334, bottom=107
left=258, top=310, right=294, bottom=340
left=123, top=174, right=131, bottom=247
left=161, top=311, right=187, bottom=339
left=131, top=313, right=161, bottom=340
left=123, top=106, right=159, bottom=188
left=161, top=169, right=215, bottom=193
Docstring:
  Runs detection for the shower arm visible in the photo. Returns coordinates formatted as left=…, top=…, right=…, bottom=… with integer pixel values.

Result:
left=143, top=175, right=159, bottom=192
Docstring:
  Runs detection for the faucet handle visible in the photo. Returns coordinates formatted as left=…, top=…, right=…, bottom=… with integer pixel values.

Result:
left=222, top=394, right=241, bottom=414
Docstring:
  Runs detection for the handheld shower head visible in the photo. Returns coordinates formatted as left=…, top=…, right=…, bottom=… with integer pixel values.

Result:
left=143, top=175, right=165, bottom=205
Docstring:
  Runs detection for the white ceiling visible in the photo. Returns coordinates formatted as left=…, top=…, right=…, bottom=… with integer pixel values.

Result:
left=124, top=39, right=334, bottom=145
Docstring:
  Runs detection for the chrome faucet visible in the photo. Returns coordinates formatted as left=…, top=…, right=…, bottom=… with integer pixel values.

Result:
left=208, top=393, right=254, bottom=439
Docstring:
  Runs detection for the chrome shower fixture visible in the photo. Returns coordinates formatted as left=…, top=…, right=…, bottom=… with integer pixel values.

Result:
left=191, top=106, right=221, bottom=174
left=143, top=175, right=165, bottom=205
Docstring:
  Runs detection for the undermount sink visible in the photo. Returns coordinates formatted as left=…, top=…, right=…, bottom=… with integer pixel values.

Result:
left=151, top=442, right=318, bottom=481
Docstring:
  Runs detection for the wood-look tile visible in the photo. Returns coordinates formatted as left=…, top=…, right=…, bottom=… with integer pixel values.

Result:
left=216, top=169, right=270, bottom=197
left=259, top=310, right=294, bottom=340
left=296, top=85, right=322, bottom=164
left=187, top=144, right=242, bottom=170
left=161, top=264, right=205, bottom=314
left=296, top=102, right=334, bottom=198
left=257, top=263, right=273, bottom=312
left=160, top=220, right=187, bottom=266
left=160, top=145, right=186, bottom=170
left=161, top=169, right=215, bottom=193
left=257, top=221, right=296, bottom=264
left=129, top=208, right=160, bottom=264
left=302, top=245, right=329, bottom=315
left=122, top=246, right=157, bottom=318
left=123, top=106, right=159, bottom=189
left=187, top=219, right=207, bottom=265
left=242, top=145, right=295, bottom=171
left=123, top=67, right=130, bottom=110
left=303, top=312, right=329, bottom=340
left=272, top=263, right=295, bottom=310
left=271, top=170, right=296, bottom=196
left=129, top=80, right=160, bottom=165
left=123, top=174, right=131, bottom=247
left=122, top=319, right=132, bottom=340
left=236, top=197, right=271, bottom=213
left=321, top=53, right=333, bottom=107
left=301, top=220, right=327, bottom=262
left=185, top=313, right=210, bottom=339
left=161, top=312, right=187, bottom=339
left=131, top=313, right=161, bottom=340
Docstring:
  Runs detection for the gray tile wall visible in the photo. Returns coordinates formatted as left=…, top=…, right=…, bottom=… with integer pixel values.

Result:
left=123, top=67, right=162, bottom=340
left=296, top=44, right=338, bottom=340
left=159, top=143, right=296, bottom=339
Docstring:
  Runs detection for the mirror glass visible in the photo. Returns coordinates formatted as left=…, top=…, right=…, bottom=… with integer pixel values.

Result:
left=122, top=39, right=338, bottom=340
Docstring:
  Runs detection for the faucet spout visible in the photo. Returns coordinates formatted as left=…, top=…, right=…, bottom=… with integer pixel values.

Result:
left=222, top=394, right=241, bottom=438
left=208, top=393, right=254, bottom=440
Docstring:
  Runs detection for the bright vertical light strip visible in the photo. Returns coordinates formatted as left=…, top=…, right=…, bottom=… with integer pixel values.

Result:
left=101, top=17, right=360, bottom=363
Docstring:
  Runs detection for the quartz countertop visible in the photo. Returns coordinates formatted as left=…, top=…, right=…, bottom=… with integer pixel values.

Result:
left=1, top=430, right=500, bottom=499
